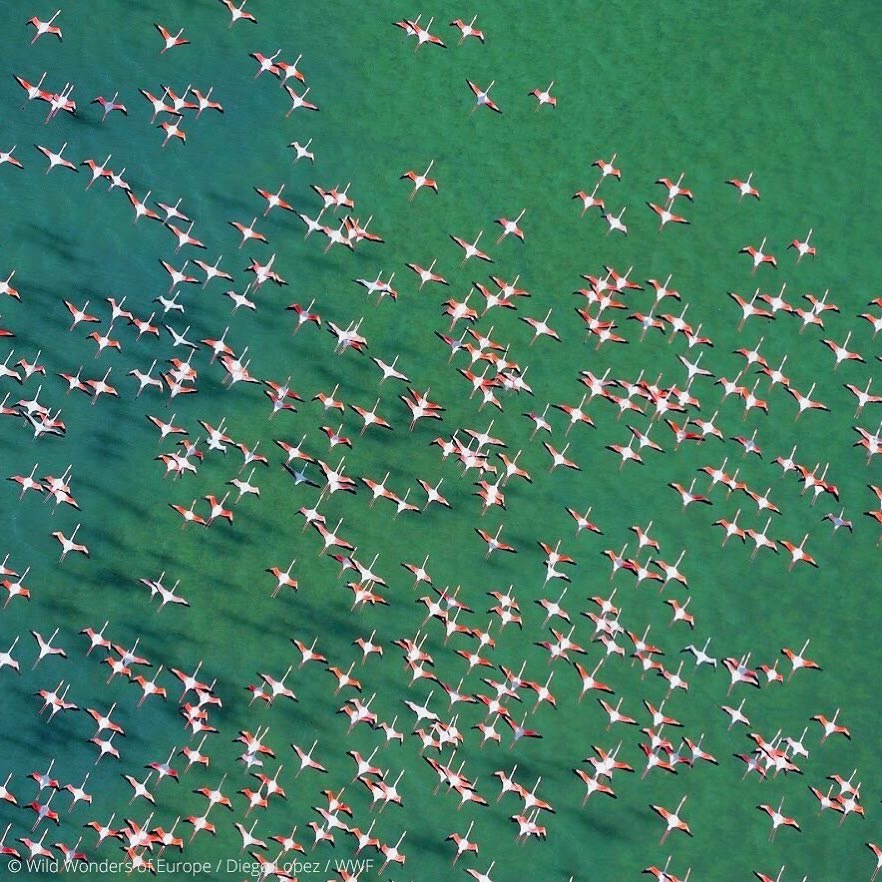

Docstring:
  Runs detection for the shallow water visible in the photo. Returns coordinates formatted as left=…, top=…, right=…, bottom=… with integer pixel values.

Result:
left=1, top=2, right=881, bottom=881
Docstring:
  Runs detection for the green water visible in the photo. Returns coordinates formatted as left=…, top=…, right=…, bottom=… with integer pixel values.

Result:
left=1, top=2, right=881, bottom=881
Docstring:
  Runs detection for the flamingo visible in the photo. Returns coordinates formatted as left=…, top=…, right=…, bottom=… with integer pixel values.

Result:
left=401, top=160, right=438, bottom=200
left=27, top=11, right=62, bottom=43
left=156, top=24, right=189, bottom=52
left=467, top=79, right=501, bottom=113
left=450, top=16, right=484, bottom=44
left=651, top=795, right=691, bottom=843
left=529, top=83, right=556, bottom=108
left=757, top=798, right=800, bottom=840
left=221, top=0, right=257, bottom=25
left=727, top=171, right=760, bottom=199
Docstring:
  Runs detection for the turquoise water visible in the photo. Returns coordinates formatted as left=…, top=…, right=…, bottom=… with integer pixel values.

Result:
left=1, top=2, right=882, bottom=881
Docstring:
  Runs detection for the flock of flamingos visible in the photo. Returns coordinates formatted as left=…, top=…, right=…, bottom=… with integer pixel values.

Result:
left=1, top=5, right=882, bottom=882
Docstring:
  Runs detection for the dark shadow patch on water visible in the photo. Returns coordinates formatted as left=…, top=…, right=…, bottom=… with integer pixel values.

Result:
left=205, top=190, right=255, bottom=216
left=66, top=110, right=103, bottom=131
left=25, top=221, right=82, bottom=257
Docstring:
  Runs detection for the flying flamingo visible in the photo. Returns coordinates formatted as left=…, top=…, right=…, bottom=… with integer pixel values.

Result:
left=757, top=798, right=800, bottom=840
left=529, top=82, right=556, bottom=109
left=155, top=24, right=189, bottom=53
left=27, top=11, right=62, bottom=44
left=651, top=795, right=691, bottom=843
left=401, top=160, right=438, bottom=200
left=450, top=16, right=484, bottom=44
left=727, top=171, right=760, bottom=200
left=447, top=820, right=478, bottom=863
left=51, top=524, right=89, bottom=562
left=221, top=0, right=257, bottom=25
left=467, top=79, right=501, bottom=113
left=789, top=228, right=815, bottom=261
